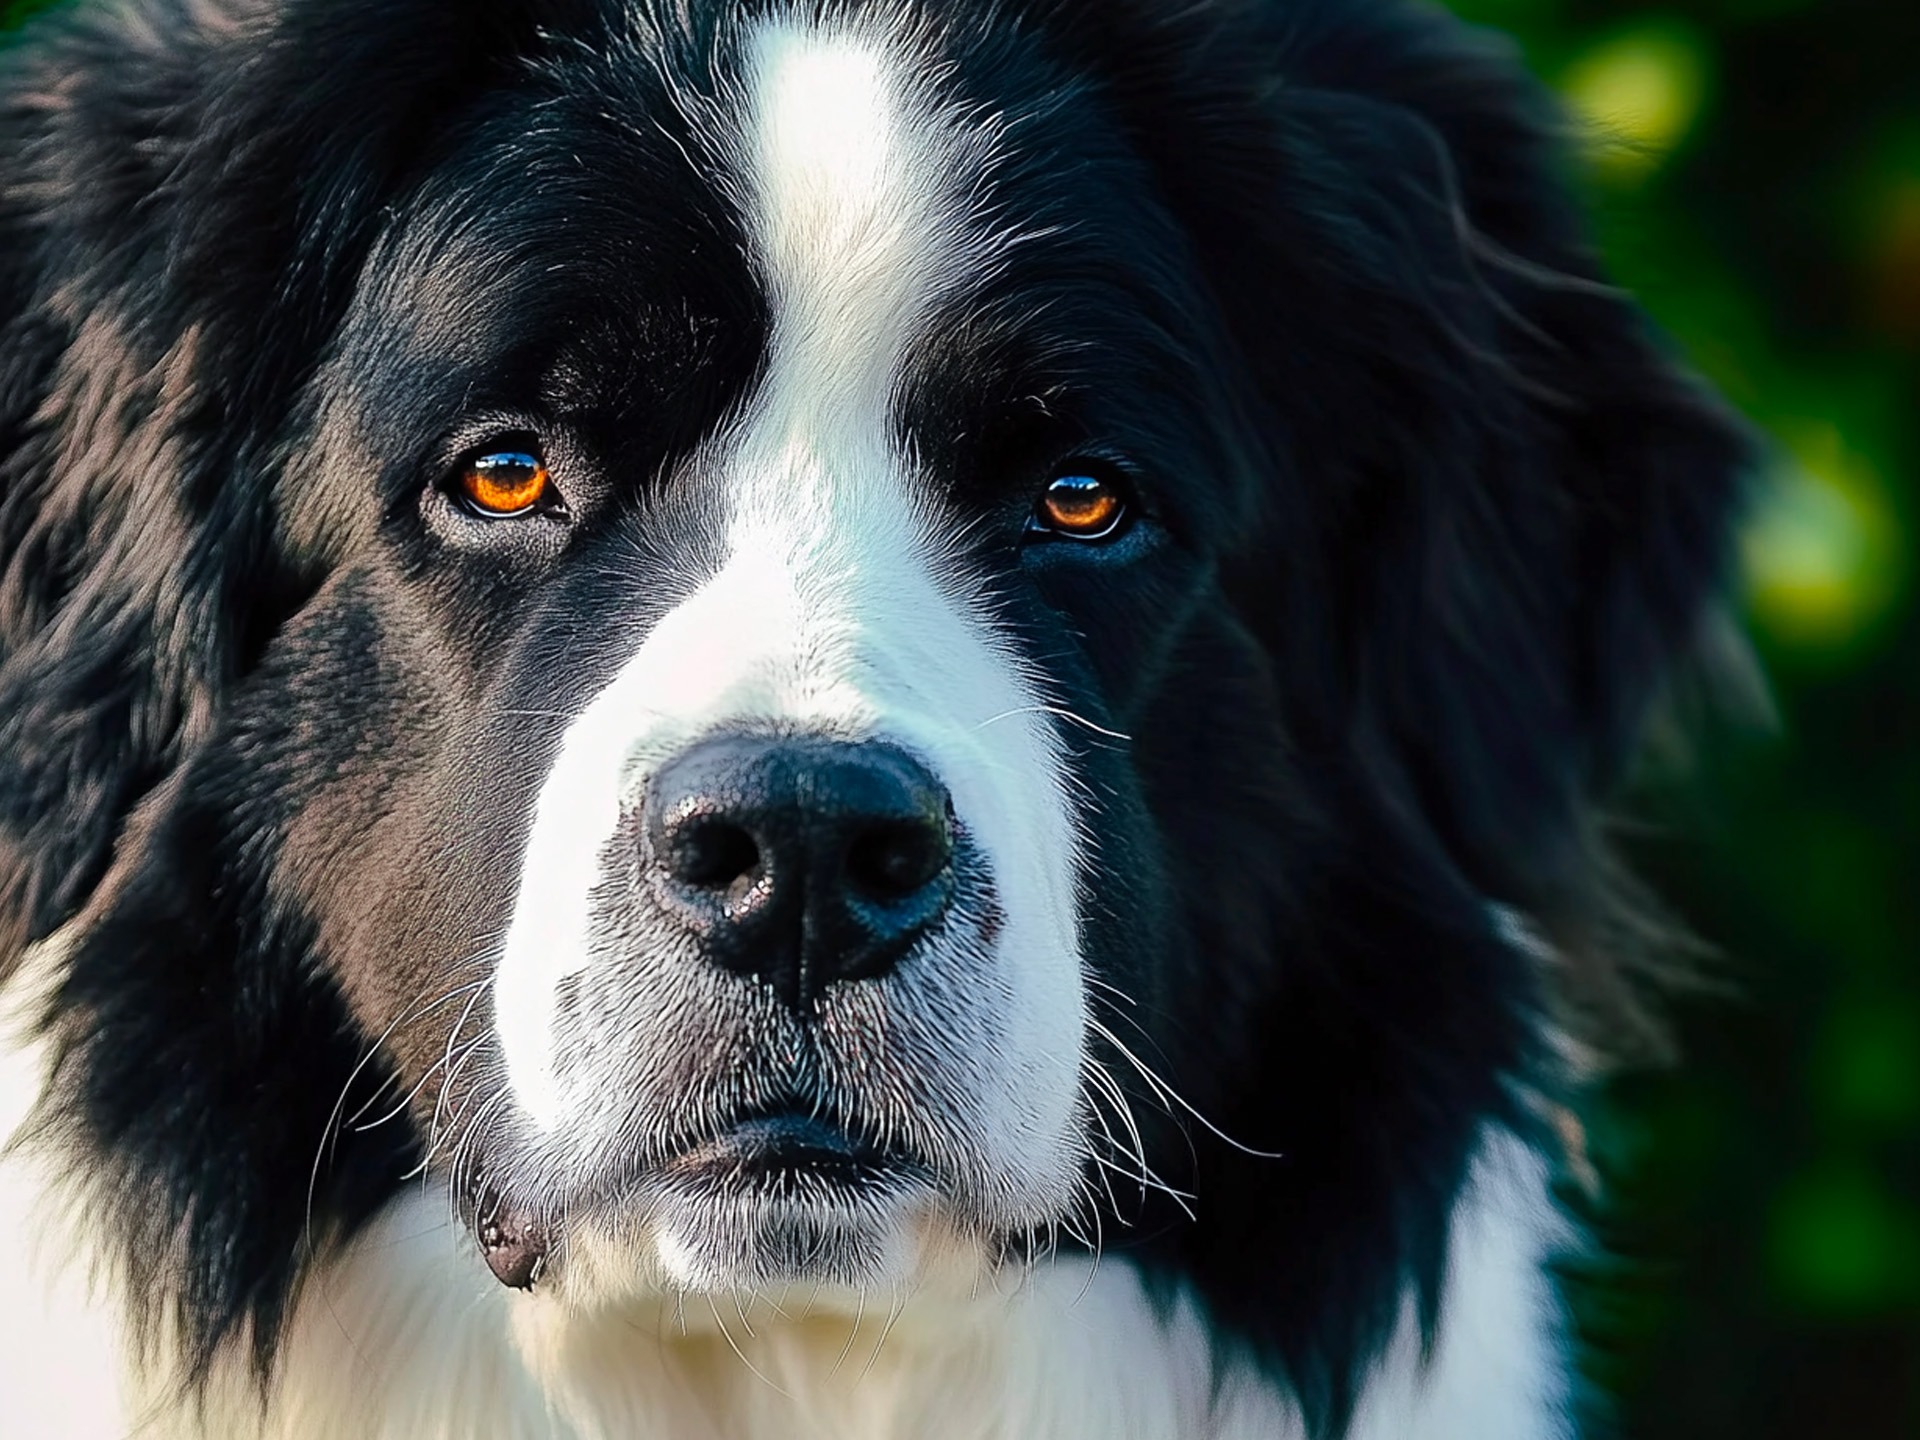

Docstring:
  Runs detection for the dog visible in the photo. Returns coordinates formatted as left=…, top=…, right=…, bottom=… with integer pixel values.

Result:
left=0, top=0, right=1752, bottom=1435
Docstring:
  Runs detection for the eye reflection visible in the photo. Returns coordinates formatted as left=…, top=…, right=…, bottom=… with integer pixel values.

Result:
left=456, top=450, right=552, bottom=518
left=1032, top=469, right=1130, bottom=542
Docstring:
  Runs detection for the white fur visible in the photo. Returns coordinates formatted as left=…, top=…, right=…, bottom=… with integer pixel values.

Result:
left=1347, top=1129, right=1576, bottom=1440
left=494, top=14, right=1086, bottom=1284
left=0, top=15, right=1580, bottom=1437
left=0, top=957, right=129, bottom=1438
left=0, top=1069, right=1570, bottom=1440
left=0, top=922, right=1571, bottom=1437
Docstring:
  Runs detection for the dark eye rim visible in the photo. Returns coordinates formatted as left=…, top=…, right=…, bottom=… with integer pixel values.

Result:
left=444, top=436, right=568, bottom=522
left=1025, top=457, right=1138, bottom=544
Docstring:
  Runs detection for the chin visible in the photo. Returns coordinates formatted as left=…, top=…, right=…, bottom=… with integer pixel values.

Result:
left=0, top=1, right=1752, bottom=1437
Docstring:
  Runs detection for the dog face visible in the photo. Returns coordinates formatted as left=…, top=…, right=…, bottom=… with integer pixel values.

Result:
left=262, top=12, right=1229, bottom=1300
left=0, top=0, right=1749, bottom=1409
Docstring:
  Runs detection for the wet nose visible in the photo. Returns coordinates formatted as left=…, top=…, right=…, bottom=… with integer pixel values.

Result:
left=642, top=735, right=957, bottom=1010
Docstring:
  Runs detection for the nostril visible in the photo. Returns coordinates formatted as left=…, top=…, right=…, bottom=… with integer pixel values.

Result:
left=643, top=734, right=958, bottom=1005
left=666, top=816, right=761, bottom=891
left=845, top=819, right=951, bottom=901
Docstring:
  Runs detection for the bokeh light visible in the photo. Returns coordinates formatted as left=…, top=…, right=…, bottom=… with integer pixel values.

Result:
left=1447, top=0, right=1920, bottom=1434
left=1560, top=20, right=1712, bottom=181
left=1744, top=423, right=1904, bottom=655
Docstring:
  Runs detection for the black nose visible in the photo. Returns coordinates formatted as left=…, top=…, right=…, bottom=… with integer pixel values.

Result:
left=643, top=735, right=957, bottom=1010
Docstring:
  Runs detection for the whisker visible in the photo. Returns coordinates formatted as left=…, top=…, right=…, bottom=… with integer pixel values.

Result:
left=351, top=1033, right=487, bottom=1135
left=708, top=1297, right=792, bottom=1399
left=830, top=1287, right=868, bottom=1379
left=1082, top=1081, right=1196, bottom=1221
left=973, top=703, right=1132, bottom=744
left=732, top=1289, right=758, bottom=1341
left=428, top=977, right=498, bottom=1137
left=304, top=964, right=494, bottom=1260
left=339, top=979, right=490, bottom=1130
left=858, top=1290, right=908, bottom=1386
left=1083, top=974, right=1139, bottom=1006
left=1086, top=1009, right=1286, bottom=1162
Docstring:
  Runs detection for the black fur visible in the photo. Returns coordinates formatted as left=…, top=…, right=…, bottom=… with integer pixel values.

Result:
left=0, top=0, right=1752, bottom=1432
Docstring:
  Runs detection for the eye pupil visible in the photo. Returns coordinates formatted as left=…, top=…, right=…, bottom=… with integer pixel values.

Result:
left=458, top=449, right=551, bottom=517
left=1036, top=471, right=1128, bottom=541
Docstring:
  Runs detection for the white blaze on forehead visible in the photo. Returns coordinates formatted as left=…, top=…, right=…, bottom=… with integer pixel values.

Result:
left=496, top=15, right=1083, bottom=1206
left=726, top=17, right=979, bottom=558
left=751, top=23, right=944, bottom=375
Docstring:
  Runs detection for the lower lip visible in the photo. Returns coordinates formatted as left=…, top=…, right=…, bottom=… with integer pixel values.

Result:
left=665, top=1116, right=904, bottom=1189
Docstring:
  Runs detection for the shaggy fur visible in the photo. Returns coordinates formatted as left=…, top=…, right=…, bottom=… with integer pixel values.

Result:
left=0, top=1, right=1750, bottom=1436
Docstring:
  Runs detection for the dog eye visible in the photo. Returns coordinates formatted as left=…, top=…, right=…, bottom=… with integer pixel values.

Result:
left=1030, top=466, right=1131, bottom=542
left=454, top=448, right=554, bottom=518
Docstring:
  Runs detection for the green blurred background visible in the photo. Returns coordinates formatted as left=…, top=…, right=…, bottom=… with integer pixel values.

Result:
left=1434, top=3, right=1920, bottom=1436
left=4, top=0, right=1915, bottom=1435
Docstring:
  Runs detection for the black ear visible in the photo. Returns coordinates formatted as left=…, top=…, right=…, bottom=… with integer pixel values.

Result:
left=0, top=0, right=592, bottom=973
left=1264, top=8, right=1756, bottom=919
left=0, top=6, right=225, bottom=969
left=1068, top=0, right=1753, bottom=949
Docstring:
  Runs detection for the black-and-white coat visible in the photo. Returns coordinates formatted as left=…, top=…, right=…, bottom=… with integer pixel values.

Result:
left=0, top=1, right=1749, bottom=1435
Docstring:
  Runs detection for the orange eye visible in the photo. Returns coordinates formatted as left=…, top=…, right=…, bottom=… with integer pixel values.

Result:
left=457, top=450, right=552, bottom=517
left=1034, top=470, right=1129, bottom=541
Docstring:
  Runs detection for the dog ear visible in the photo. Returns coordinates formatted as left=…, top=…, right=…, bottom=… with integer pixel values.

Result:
left=1046, top=2, right=1757, bottom=1066
left=0, top=8, right=222, bottom=972
left=1076, top=1, right=1753, bottom=925
left=0, top=0, right=589, bottom=974
left=1294, top=25, right=1757, bottom=915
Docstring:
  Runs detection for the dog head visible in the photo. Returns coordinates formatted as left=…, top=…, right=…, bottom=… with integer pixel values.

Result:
left=0, top=0, right=1750, bottom=1411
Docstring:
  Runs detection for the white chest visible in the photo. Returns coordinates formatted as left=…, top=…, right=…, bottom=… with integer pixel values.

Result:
left=1, top=1120, right=1572, bottom=1440
left=3, top=938, right=1572, bottom=1440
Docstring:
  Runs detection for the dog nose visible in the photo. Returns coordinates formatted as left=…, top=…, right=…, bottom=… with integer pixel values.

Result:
left=643, top=735, right=957, bottom=1010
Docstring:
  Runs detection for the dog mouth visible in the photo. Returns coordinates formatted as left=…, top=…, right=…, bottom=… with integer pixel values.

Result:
left=471, top=1111, right=932, bottom=1291
left=659, top=1113, right=911, bottom=1192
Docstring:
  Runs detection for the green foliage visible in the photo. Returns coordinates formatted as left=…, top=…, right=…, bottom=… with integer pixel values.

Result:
left=1443, top=1, right=1920, bottom=1434
left=1, top=0, right=60, bottom=29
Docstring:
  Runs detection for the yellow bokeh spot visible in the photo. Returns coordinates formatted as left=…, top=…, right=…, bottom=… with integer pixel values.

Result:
left=1560, top=23, right=1711, bottom=181
left=1742, top=421, right=1906, bottom=652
